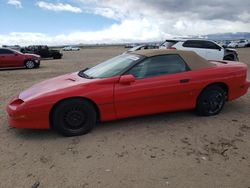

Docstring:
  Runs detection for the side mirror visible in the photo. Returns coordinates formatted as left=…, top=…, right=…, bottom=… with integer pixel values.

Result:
left=119, top=74, right=135, bottom=85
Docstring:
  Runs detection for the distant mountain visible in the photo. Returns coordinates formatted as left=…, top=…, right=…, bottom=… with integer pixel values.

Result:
left=203, top=32, right=250, bottom=40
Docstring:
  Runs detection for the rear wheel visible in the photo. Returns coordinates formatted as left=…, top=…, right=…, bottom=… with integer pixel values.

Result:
left=223, top=55, right=234, bottom=61
left=53, top=54, right=61, bottom=59
left=25, top=60, right=35, bottom=69
left=52, top=98, right=96, bottom=136
left=196, top=86, right=226, bottom=116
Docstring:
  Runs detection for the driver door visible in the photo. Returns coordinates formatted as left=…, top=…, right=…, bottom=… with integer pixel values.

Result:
left=114, top=54, right=196, bottom=119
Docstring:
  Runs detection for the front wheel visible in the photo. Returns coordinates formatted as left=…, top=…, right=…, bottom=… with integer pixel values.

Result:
left=25, top=60, right=35, bottom=69
left=223, top=55, right=234, bottom=61
left=52, top=98, right=97, bottom=136
left=53, top=54, right=61, bottom=59
left=196, top=86, right=226, bottom=116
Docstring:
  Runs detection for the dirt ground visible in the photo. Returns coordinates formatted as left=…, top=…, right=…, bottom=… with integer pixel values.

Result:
left=0, top=47, right=250, bottom=188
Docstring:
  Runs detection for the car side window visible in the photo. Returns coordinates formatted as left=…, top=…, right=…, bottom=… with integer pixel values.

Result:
left=201, top=41, right=220, bottom=49
left=183, top=40, right=220, bottom=50
left=126, top=54, right=189, bottom=79
left=0, top=49, right=14, bottom=55
left=183, top=40, right=203, bottom=48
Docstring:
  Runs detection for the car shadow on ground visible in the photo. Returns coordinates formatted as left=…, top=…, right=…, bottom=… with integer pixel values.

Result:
left=10, top=128, right=58, bottom=140
left=10, top=110, right=198, bottom=140
left=0, top=66, right=47, bottom=71
left=97, top=110, right=196, bottom=131
left=0, top=67, right=25, bottom=71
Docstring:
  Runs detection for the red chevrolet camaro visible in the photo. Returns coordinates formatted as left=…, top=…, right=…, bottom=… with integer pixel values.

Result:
left=6, top=50, right=250, bottom=136
left=0, top=48, right=40, bottom=69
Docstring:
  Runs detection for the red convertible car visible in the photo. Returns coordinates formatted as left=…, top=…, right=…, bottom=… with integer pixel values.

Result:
left=0, top=48, right=40, bottom=69
left=6, top=50, right=250, bottom=136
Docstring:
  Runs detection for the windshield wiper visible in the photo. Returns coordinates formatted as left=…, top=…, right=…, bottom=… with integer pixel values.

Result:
left=78, top=68, right=94, bottom=79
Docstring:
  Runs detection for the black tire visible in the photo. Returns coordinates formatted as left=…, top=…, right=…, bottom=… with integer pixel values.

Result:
left=223, top=55, right=234, bottom=61
left=52, top=98, right=96, bottom=136
left=196, top=86, right=226, bottom=116
left=25, top=60, right=35, bottom=69
left=53, top=54, right=61, bottom=59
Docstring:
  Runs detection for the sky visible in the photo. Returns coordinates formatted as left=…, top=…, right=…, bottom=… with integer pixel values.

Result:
left=0, top=0, right=250, bottom=46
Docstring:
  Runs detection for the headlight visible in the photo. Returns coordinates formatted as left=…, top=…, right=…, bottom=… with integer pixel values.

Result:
left=10, top=98, right=24, bottom=106
left=9, top=98, right=24, bottom=110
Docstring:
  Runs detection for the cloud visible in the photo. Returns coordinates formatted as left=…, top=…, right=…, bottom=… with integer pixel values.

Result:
left=0, top=19, right=173, bottom=46
left=7, top=0, right=22, bottom=8
left=77, top=0, right=250, bottom=35
left=81, top=0, right=250, bottom=22
left=1, top=17, right=249, bottom=46
left=1, top=0, right=250, bottom=45
left=36, top=1, right=82, bottom=13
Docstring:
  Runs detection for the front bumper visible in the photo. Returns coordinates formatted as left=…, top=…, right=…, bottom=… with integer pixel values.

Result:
left=34, top=59, right=40, bottom=66
left=245, top=80, right=250, bottom=89
left=6, top=96, right=50, bottom=129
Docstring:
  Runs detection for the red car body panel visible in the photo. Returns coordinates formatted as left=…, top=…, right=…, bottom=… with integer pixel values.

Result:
left=6, top=60, right=250, bottom=129
left=0, top=49, right=40, bottom=68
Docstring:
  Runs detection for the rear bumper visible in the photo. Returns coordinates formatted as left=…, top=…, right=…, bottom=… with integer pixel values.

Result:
left=228, top=80, right=250, bottom=101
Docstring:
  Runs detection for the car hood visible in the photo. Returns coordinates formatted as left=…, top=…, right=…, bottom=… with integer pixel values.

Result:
left=24, top=53, right=40, bottom=58
left=19, top=72, right=94, bottom=101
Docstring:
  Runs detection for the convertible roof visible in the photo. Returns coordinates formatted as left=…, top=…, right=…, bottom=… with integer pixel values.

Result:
left=132, top=49, right=215, bottom=70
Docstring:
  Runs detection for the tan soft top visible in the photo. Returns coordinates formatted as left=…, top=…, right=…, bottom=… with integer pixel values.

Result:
left=132, top=49, right=215, bottom=70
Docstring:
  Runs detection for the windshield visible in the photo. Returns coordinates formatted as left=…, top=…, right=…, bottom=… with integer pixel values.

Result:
left=79, top=54, right=142, bottom=79
left=10, top=49, right=23, bottom=54
left=128, top=45, right=143, bottom=52
left=160, top=40, right=178, bottom=48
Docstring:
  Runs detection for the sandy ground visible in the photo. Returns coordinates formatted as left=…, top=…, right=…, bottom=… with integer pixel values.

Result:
left=0, top=47, right=250, bottom=188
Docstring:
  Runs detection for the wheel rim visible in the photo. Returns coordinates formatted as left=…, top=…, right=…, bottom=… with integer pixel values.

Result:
left=202, top=91, right=224, bottom=114
left=26, top=61, right=35, bottom=68
left=63, top=107, right=87, bottom=130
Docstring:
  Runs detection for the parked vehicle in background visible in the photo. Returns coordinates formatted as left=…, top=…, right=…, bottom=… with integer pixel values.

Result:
left=245, top=42, right=250, bottom=47
left=227, top=42, right=237, bottom=48
left=62, top=46, right=80, bottom=51
left=21, top=45, right=62, bottom=59
left=160, top=39, right=239, bottom=61
left=228, top=40, right=249, bottom=48
left=124, top=44, right=138, bottom=48
left=0, top=48, right=40, bottom=69
left=6, top=49, right=250, bottom=136
left=221, top=41, right=231, bottom=48
left=123, top=44, right=158, bottom=54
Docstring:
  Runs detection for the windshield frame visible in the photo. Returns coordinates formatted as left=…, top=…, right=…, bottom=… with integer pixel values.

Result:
left=11, top=49, right=24, bottom=54
left=78, top=54, right=145, bottom=79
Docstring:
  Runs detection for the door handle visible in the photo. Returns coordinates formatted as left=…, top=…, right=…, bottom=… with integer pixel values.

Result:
left=180, top=79, right=190, bottom=83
